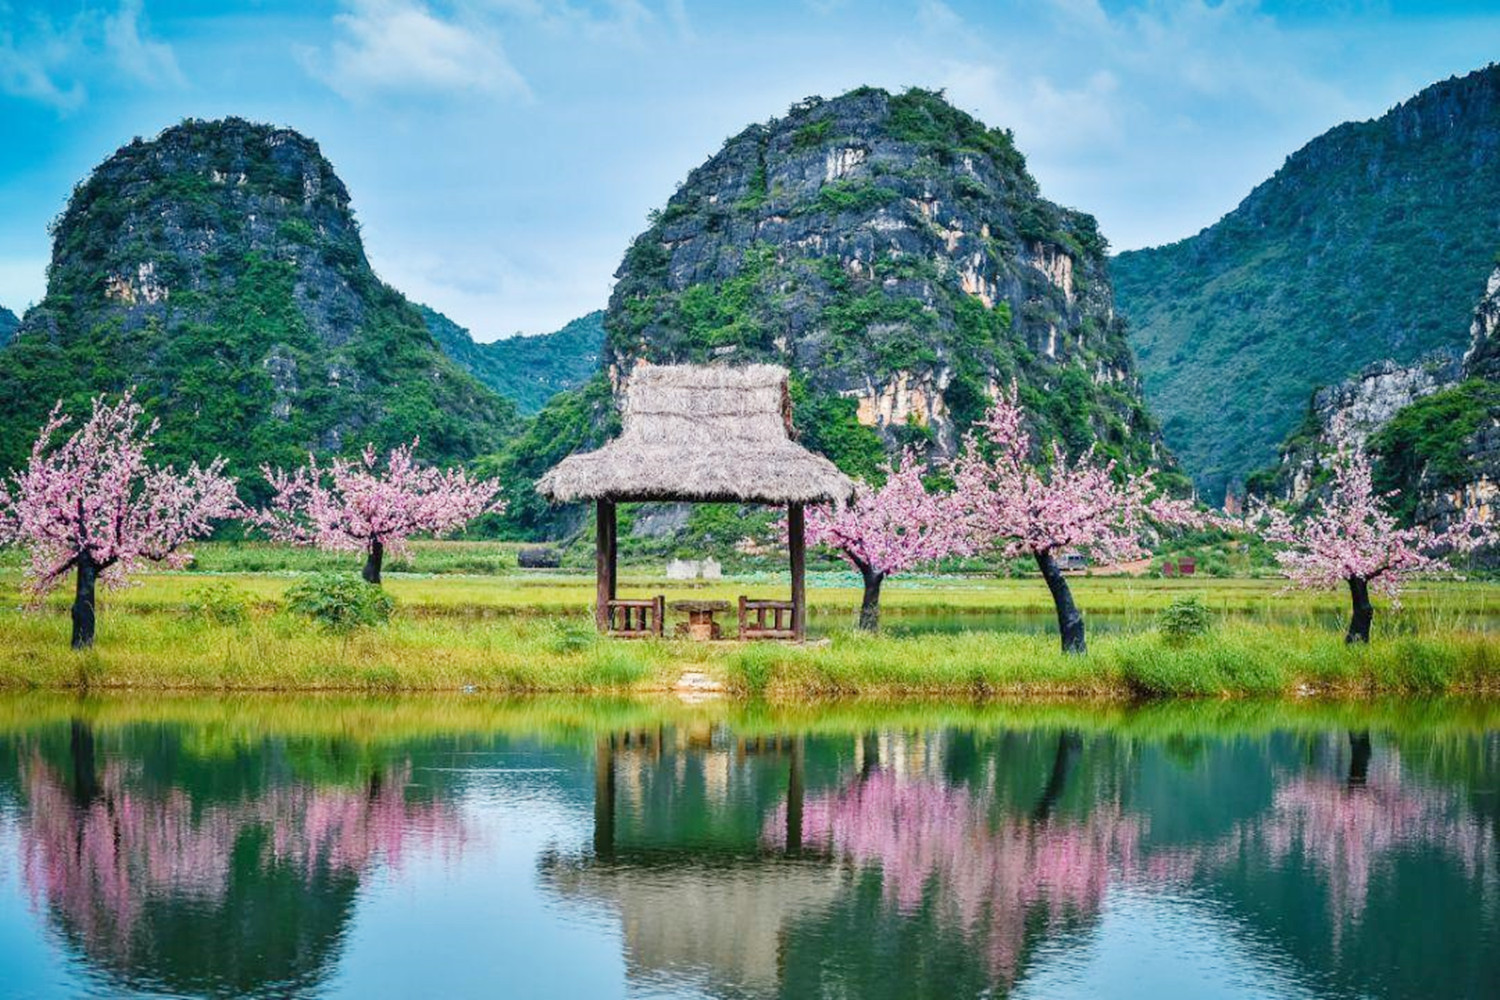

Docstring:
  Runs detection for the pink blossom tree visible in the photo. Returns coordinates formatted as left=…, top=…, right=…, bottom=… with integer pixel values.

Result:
left=1257, top=449, right=1492, bottom=643
left=952, top=386, right=1202, bottom=653
left=255, top=440, right=504, bottom=585
left=0, top=392, right=240, bottom=649
left=806, top=451, right=965, bottom=631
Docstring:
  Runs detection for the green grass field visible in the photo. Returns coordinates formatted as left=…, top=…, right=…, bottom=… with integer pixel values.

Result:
left=0, top=541, right=1496, bottom=698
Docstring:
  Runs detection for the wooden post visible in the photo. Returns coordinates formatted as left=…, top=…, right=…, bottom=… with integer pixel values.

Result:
left=595, top=499, right=617, bottom=632
left=788, top=502, right=806, bottom=642
left=785, top=736, right=803, bottom=855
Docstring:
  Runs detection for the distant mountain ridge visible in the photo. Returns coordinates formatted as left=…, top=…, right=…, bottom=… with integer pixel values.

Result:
left=0, top=118, right=517, bottom=494
left=421, top=307, right=603, bottom=415
left=1115, top=64, right=1500, bottom=500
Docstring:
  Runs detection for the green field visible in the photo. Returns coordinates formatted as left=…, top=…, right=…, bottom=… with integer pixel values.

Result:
left=0, top=542, right=1496, bottom=699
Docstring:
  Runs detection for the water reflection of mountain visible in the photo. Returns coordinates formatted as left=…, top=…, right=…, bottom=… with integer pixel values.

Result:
left=0, top=720, right=468, bottom=998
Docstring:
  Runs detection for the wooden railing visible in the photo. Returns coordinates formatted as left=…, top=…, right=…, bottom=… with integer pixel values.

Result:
left=605, top=596, right=665, bottom=638
left=739, top=597, right=797, bottom=640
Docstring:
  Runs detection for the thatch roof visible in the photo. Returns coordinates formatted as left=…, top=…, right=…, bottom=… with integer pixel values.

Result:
left=537, top=364, right=856, bottom=505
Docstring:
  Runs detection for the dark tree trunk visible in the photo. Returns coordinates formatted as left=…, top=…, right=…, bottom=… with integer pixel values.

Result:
left=857, top=562, right=885, bottom=632
left=1036, top=550, right=1086, bottom=654
left=71, top=556, right=99, bottom=650
left=1347, top=731, right=1372, bottom=788
left=69, top=720, right=98, bottom=806
left=861, top=732, right=881, bottom=779
left=362, top=539, right=384, bottom=585
left=1345, top=576, right=1373, bottom=644
left=1033, top=731, right=1082, bottom=823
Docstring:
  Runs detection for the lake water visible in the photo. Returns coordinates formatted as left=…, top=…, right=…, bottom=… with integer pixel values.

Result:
left=0, top=696, right=1495, bottom=999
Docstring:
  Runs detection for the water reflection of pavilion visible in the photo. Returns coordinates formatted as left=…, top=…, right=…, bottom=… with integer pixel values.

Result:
left=548, top=725, right=841, bottom=995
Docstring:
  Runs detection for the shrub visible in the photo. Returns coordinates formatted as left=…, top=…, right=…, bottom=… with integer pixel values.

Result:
left=284, top=574, right=395, bottom=632
left=184, top=582, right=251, bottom=626
left=1158, top=596, right=1213, bottom=643
left=541, top=617, right=598, bottom=654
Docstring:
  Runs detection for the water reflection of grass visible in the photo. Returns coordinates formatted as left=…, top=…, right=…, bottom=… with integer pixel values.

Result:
left=0, top=603, right=1496, bottom=698
left=0, top=692, right=1497, bottom=748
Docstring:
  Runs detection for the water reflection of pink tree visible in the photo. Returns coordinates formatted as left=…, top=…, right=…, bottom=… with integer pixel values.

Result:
left=764, top=771, right=1140, bottom=985
left=1150, top=740, right=1497, bottom=931
left=17, top=750, right=464, bottom=963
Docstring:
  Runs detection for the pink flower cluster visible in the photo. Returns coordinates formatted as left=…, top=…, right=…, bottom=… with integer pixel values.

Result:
left=804, top=449, right=966, bottom=577
left=950, top=384, right=1202, bottom=563
left=0, top=391, right=240, bottom=597
left=254, top=438, right=505, bottom=559
left=1257, top=450, right=1492, bottom=599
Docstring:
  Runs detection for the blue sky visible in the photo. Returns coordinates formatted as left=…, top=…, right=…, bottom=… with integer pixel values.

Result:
left=1, top=1, right=1498, bottom=338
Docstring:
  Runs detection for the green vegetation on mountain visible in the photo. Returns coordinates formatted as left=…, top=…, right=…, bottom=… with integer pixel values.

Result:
left=1369, top=378, right=1500, bottom=522
left=421, top=307, right=603, bottom=415
left=1115, top=64, right=1500, bottom=499
left=0, top=306, right=17, bottom=341
left=0, top=118, right=518, bottom=501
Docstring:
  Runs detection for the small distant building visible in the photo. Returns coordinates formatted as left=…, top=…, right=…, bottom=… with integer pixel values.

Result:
left=1057, top=551, right=1089, bottom=572
left=665, top=557, right=725, bottom=581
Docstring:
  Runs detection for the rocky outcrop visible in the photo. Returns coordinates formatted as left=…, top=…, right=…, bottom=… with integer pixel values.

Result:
left=605, top=88, right=1171, bottom=476
left=0, top=118, right=516, bottom=486
left=1255, top=261, right=1500, bottom=533
left=1266, top=355, right=1461, bottom=501
left=1464, top=266, right=1500, bottom=380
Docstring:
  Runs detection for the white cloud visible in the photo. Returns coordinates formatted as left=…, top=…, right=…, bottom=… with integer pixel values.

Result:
left=0, top=1, right=183, bottom=112
left=104, top=0, right=185, bottom=88
left=894, top=0, right=1371, bottom=248
left=311, top=0, right=531, bottom=101
left=0, top=5, right=87, bottom=112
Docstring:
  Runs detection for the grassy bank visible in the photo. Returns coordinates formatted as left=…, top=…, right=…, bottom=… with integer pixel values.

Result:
left=1, top=607, right=1495, bottom=699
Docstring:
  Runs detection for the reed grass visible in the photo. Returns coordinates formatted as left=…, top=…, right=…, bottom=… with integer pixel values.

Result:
left=0, top=602, right=1494, bottom=700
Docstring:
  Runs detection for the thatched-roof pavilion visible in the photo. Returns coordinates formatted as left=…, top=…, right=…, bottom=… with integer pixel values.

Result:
left=538, top=364, right=855, bottom=640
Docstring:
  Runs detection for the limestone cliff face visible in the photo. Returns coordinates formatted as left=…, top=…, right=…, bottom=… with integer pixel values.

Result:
left=605, top=88, right=1170, bottom=476
left=1418, top=264, right=1500, bottom=528
left=1256, top=261, right=1500, bottom=532
left=1464, top=266, right=1500, bottom=380
left=0, top=118, right=516, bottom=486
left=1267, top=356, right=1461, bottom=501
